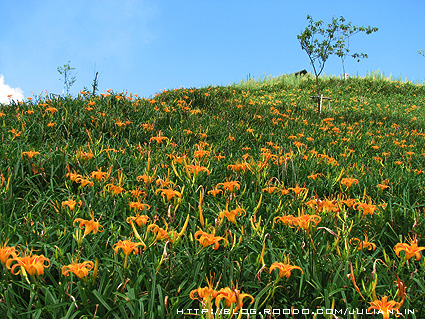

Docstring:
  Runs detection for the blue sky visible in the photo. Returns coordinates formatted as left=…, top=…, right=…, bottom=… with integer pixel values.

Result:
left=0, top=0, right=424, bottom=102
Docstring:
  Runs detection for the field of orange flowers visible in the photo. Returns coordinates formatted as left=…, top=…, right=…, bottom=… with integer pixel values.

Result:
left=0, top=74, right=424, bottom=318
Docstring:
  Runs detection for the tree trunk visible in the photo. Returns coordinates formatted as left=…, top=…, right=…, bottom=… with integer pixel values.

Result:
left=310, top=59, right=321, bottom=110
left=315, top=74, right=321, bottom=109
left=315, top=75, right=320, bottom=96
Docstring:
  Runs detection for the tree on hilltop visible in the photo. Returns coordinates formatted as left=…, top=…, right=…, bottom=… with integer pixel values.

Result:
left=297, top=15, right=378, bottom=99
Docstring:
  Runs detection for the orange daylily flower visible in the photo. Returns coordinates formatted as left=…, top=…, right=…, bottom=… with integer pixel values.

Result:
left=115, top=120, right=127, bottom=127
left=6, top=251, right=50, bottom=277
left=150, top=131, right=168, bottom=144
left=73, top=218, right=104, bottom=236
left=76, top=149, right=94, bottom=160
left=218, top=203, right=246, bottom=224
left=126, top=214, right=150, bottom=227
left=128, top=188, right=145, bottom=198
left=190, top=275, right=219, bottom=304
left=227, top=162, right=251, bottom=173
left=260, top=151, right=276, bottom=162
left=340, top=178, right=359, bottom=188
left=76, top=178, right=94, bottom=187
left=155, top=188, right=182, bottom=201
left=354, top=202, right=380, bottom=216
left=193, top=149, right=210, bottom=159
left=62, top=260, right=94, bottom=279
left=146, top=215, right=189, bottom=244
left=44, top=107, right=58, bottom=114
left=373, top=156, right=382, bottom=163
left=291, top=210, right=321, bottom=231
left=136, top=174, right=155, bottom=184
left=214, top=154, right=225, bottom=160
left=394, top=236, right=425, bottom=261
left=156, top=177, right=173, bottom=188
left=269, top=257, right=303, bottom=278
left=273, top=215, right=295, bottom=227
left=262, top=186, right=277, bottom=194
left=75, top=177, right=93, bottom=187
left=173, top=155, right=187, bottom=164
left=193, top=288, right=218, bottom=309
left=215, top=287, right=254, bottom=311
left=66, top=167, right=83, bottom=182
left=195, top=227, right=228, bottom=250
left=377, top=184, right=390, bottom=191
left=140, top=123, right=154, bottom=131
left=368, top=296, right=403, bottom=319
left=288, top=186, right=307, bottom=196
left=279, top=188, right=290, bottom=195
left=320, top=198, right=340, bottom=214
left=104, top=183, right=126, bottom=195
left=350, top=234, right=377, bottom=251
left=90, top=167, right=110, bottom=181
left=113, top=239, right=146, bottom=269
left=61, top=199, right=81, bottom=211
left=147, top=223, right=170, bottom=241
left=293, top=141, right=305, bottom=148
left=307, top=173, right=323, bottom=180
left=128, top=202, right=150, bottom=212
left=190, top=286, right=218, bottom=306
left=216, top=181, right=240, bottom=193
left=8, top=128, right=21, bottom=138
left=342, top=197, right=357, bottom=208
left=0, top=242, right=19, bottom=266
left=207, top=188, right=222, bottom=197
left=21, top=151, right=40, bottom=159
left=317, top=153, right=339, bottom=166
left=185, top=164, right=210, bottom=177
left=305, top=197, right=340, bottom=214
left=113, top=239, right=146, bottom=256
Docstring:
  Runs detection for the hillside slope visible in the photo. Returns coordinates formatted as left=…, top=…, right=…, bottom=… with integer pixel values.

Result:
left=1, top=74, right=424, bottom=318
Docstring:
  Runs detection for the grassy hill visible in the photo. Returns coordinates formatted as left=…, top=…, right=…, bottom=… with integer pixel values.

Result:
left=1, top=73, right=424, bottom=318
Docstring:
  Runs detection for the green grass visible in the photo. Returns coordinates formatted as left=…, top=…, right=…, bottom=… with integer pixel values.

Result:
left=0, top=72, right=424, bottom=318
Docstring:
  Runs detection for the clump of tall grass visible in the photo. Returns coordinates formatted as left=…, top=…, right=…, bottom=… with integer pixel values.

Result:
left=233, top=70, right=423, bottom=90
left=363, top=69, right=423, bottom=84
left=232, top=72, right=313, bottom=90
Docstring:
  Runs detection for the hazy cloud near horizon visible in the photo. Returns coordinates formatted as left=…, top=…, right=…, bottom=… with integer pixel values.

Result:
left=0, top=74, right=24, bottom=104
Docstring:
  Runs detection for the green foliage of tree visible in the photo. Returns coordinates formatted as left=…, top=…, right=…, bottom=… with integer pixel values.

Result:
left=57, top=61, right=76, bottom=96
left=298, top=15, right=378, bottom=97
left=334, top=17, right=378, bottom=76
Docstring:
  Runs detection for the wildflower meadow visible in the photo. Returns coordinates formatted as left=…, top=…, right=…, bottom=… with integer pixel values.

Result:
left=1, top=73, right=424, bottom=318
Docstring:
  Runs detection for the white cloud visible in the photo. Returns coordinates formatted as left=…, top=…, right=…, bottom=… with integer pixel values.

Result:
left=0, top=74, right=24, bottom=104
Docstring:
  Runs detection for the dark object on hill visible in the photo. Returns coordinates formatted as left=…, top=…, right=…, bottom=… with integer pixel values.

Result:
left=293, top=69, right=307, bottom=77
